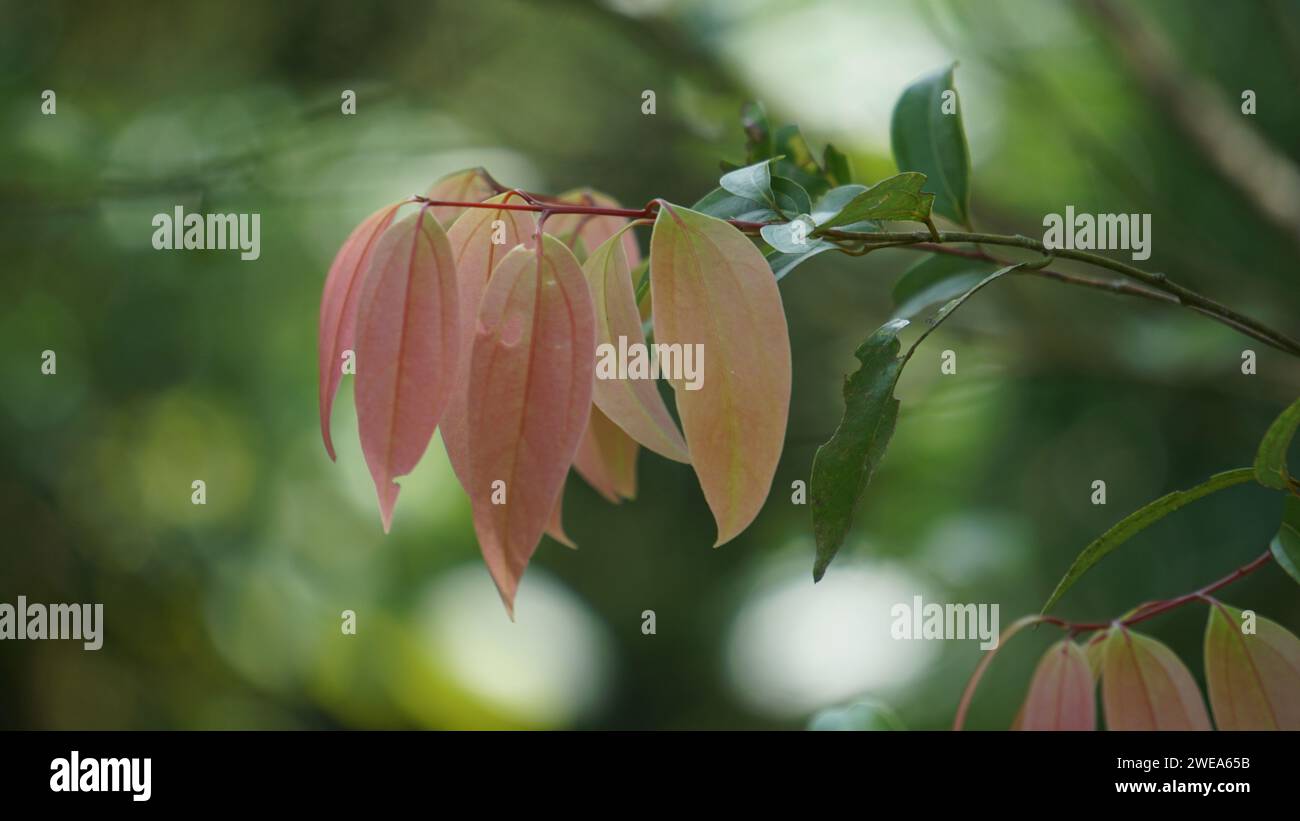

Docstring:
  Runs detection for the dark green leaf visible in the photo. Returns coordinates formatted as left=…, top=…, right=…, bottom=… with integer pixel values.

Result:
left=814, top=172, right=935, bottom=230
left=770, top=176, right=812, bottom=216
left=892, top=253, right=995, bottom=319
left=772, top=124, right=830, bottom=198
left=807, top=699, right=905, bottom=731
left=810, top=263, right=1022, bottom=580
left=810, top=319, right=907, bottom=581
left=1254, top=395, right=1300, bottom=490
left=765, top=244, right=836, bottom=281
left=1271, top=495, right=1300, bottom=586
left=891, top=62, right=972, bottom=226
left=823, top=144, right=852, bottom=186
left=811, top=184, right=866, bottom=224
left=1041, top=468, right=1258, bottom=613
left=719, top=158, right=780, bottom=206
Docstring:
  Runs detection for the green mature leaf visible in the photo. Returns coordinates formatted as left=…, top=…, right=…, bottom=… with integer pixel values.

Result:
left=892, top=253, right=995, bottom=319
left=810, top=184, right=866, bottom=224
left=1254, top=395, right=1300, bottom=489
left=1041, top=468, right=1258, bottom=613
left=807, top=699, right=905, bottom=731
left=823, top=144, right=852, bottom=186
left=770, top=176, right=812, bottom=216
left=814, top=172, right=935, bottom=231
left=773, top=124, right=830, bottom=198
left=765, top=244, right=836, bottom=281
left=691, top=187, right=778, bottom=223
left=809, top=264, right=1019, bottom=579
left=719, top=158, right=780, bottom=206
left=741, top=101, right=773, bottom=163
left=1271, top=495, right=1300, bottom=585
left=760, top=215, right=818, bottom=254
left=810, top=319, right=907, bottom=581
left=891, top=62, right=972, bottom=226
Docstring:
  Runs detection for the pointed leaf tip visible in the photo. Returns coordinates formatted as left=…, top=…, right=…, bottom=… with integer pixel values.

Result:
left=354, top=207, right=460, bottom=531
left=1099, top=626, right=1211, bottom=730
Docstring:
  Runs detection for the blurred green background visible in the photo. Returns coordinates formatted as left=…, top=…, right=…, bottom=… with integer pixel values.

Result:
left=2, top=0, right=1298, bottom=730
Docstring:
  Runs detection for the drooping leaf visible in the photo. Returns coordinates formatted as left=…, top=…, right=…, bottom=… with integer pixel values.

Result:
left=810, top=319, right=906, bottom=581
left=719, top=158, right=779, bottom=207
left=650, top=203, right=791, bottom=546
left=1204, top=600, right=1300, bottom=729
left=545, top=483, right=576, bottom=549
left=585, top=231, right=689, bottom=462
left=813, top=172, right=935, bottom=231
left=1271, top=495, right=1300, bottom=585
left=953, top=614, right=1046, bottom=730
left=811, top=264, right=1020, bottom=579
left=1099, top=626, right=1211, bottom=730
left=1041, top=468, right=1256, bottom=613
left=573, top=405, right=639, bottom=503
left=425, top=167, right=497, bottom=227
left=891, top=63, right=972, bottom=226
left=891, top=253, right=995, bottom=319
left=1254, top=395, right=1300, bottom=490
left=318, top=201, right=403, bottom=461
left=439, top=194, right=537, bottom=491
left=1016, top=640, right=1095, bottom=730
left=807, top=699, right=905, bottom=731
left=466, top=237, right=596, bottom=614
left=543, top=188, right=642, bottom=267
left=354, top=207, right=460, bottom=531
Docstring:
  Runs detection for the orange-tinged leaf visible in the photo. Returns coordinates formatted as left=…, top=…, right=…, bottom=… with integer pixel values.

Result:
left=1204, top=600, right=1300, bottom=730
left=318, top=201, right=403, bottom=460
left=546, top=189, right=642, bottom=266
left=650, top=203, right=792, bottom=545
left=425, top=168, right=497, bottom=227
left=1099, top=626, right=1211, bottom=730
left=440, top=194, right=537, bottom=491
left=585, top=231, right=689, bottom=463
left=354, top=207, right=460, bottom=531
left=1016, top=640, right=1095, bottom=730
left=466, top=237, right=595, bottom=613
left=573, top=404, right=639, bottom=503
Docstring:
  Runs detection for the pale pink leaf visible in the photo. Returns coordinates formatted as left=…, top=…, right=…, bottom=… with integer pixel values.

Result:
left=545, top=188, right=642, bottom=266
left=545, top=484, right=576, bottom=549
left=585, top=231, right=689, bottom=463
left=354, top=207, right=460, bottom=532
left=649, top=203, right=792, bottom=545
left=1016, top=640, right=1095, bottom=730
left=318, top=202, right=402, bottom=460
left=1099, top=626, right=1211, bottom=730
left=425, top=168, right=497, bottom=227
left=440, top=194, right=537, bottom=491
left=1204, top=600, right=1300, bottom=730
left=466, top=236, right=595, bottom=614
left=573, top=404, right=639, bottom=503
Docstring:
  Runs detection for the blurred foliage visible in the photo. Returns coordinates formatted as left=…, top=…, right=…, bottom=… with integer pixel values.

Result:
left=2, top=0, right=1299, bottom=730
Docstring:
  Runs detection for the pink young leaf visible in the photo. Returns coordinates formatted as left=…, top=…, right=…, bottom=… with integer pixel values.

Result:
left=318, top=201, right=403, bottom=460
left=1015, top=640, right=1096, bottom=730
left=545, top=188, right=642, bottom=266
left=586, top=230, right=689, bottom=463
left=573, top=404, right=639, bottom=503
left=440, top=194, right=538, bottom=492
left=649, top=203, right=792, bottom=546
left=354, top=207, right=460, bottom=532
left=425, top=167, right=497, bottom=227
left=545, top=484, right=576, bottom=548
left=466, top=236, right=596, bottom=614
left=1099, top=626, right=1212, bottom=730
left=1204, top=600, right=1300, bottom=730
